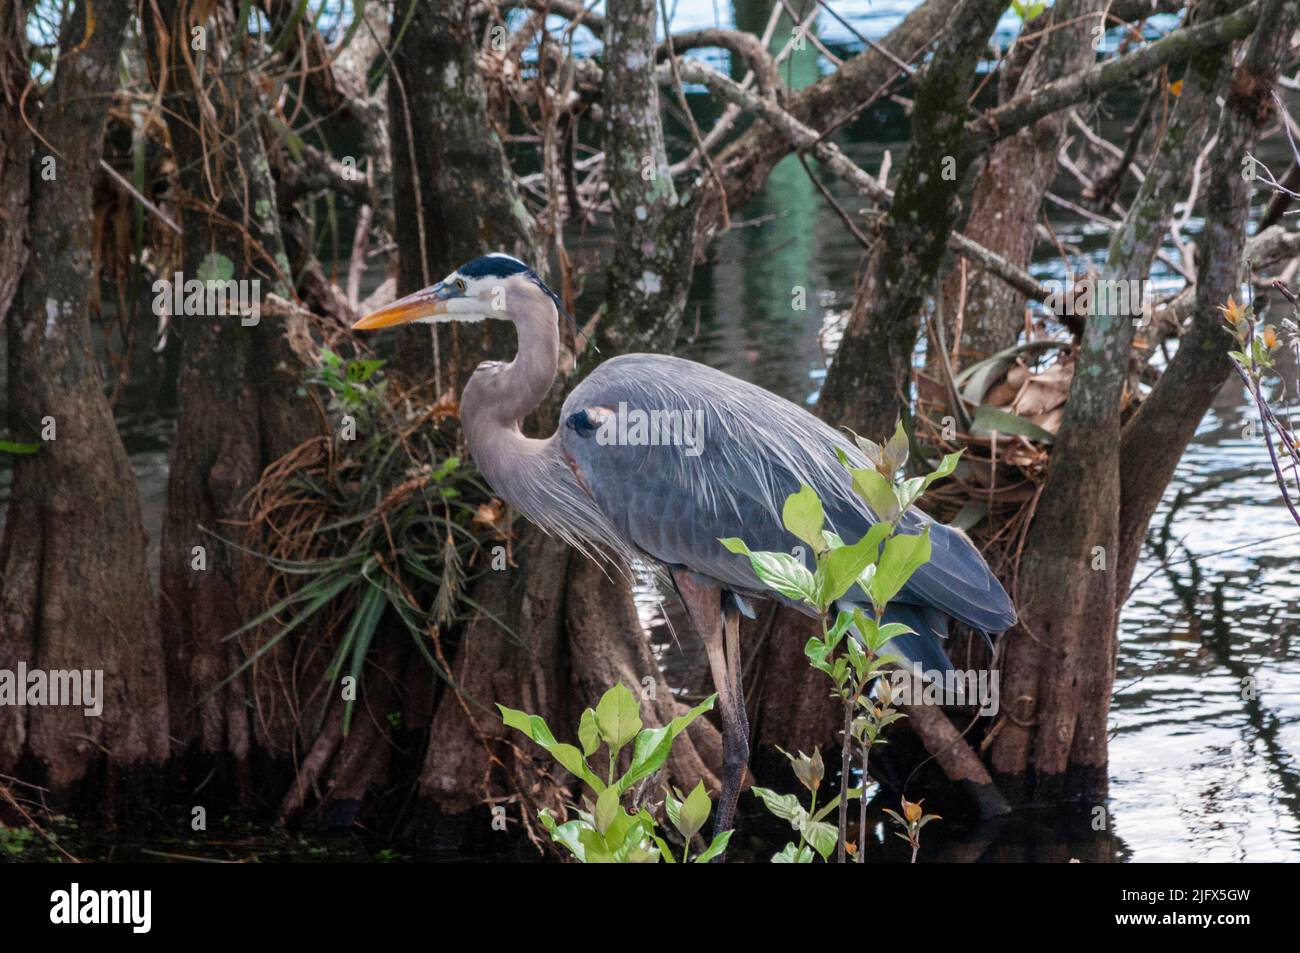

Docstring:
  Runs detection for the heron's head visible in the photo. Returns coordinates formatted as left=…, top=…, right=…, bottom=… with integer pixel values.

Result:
left=352, top=253, right=572, bottom=332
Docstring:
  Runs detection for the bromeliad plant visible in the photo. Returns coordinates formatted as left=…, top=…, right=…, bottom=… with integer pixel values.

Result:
left=222, top=348, right=492, bottom=733
left=499, top=683, right=732, bottom=863
left=721, top=422, right=958, bottom=862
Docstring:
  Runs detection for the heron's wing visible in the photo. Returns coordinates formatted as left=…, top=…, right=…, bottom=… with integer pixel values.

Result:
left=559, top=354, right=1015, bottom=635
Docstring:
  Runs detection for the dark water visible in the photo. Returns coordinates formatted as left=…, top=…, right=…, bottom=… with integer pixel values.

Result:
left=4, top=1, right=1298, bottom=861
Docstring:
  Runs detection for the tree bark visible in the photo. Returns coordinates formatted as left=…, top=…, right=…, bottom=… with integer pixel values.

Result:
left=817, top=0, right=1006, bottom=439
left=598, top=0, right=698, bottom=353
left=0, top=0, right=169, bottom=810
left=988, top=14, right=1232, bottom=803
left=145, top=0, right=318, bottom=789
left=939, top=0, right=1106, bottom=361
left=0, top=1, right=26, bottom=326
left=386, top=0, right=539, bottom=388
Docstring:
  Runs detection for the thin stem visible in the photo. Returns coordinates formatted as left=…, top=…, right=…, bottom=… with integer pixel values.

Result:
left=837, top=695, right=852, bottom=863
left=857, top=745, right=870, bottom=863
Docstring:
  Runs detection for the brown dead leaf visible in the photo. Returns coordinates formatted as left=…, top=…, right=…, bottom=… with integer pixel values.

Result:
left=1009, top=362, right=1072, bottom=419
left=472, top=499, right=510, bottom=539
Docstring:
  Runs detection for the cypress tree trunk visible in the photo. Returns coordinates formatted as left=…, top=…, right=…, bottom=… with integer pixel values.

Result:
left=145, top=0, right=317, bottom=794
left=988, top=17, right=1230, bottom=804
left=0, top=0, right=169, bottom=811
left=937, top=0, right=1105, bottom=361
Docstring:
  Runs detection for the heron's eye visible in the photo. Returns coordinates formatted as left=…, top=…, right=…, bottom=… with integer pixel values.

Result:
left=454, top=278, right=467, bottom=293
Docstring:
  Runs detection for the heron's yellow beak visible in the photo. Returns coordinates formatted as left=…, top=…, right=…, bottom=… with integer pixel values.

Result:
left=352, top=284, right=451, bottom=330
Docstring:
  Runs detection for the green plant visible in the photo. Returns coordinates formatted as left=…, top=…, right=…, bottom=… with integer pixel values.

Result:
left=883, top=796, right=942, bottom=863
left=722, top=422, right=958, bottom=861
left=1009, top=0, right=1047, bottom=23
left=499, top=683, right=731, bottom=863
left=219, top=348, right=495, bottom=732
left=0, top=825, right=34, bottom=857
left=1222, top=294, right=1300, bottom=527
left=751, top=747, right=851, bottom=862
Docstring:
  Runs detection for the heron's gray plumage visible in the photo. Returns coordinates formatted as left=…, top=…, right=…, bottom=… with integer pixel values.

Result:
left=557, top=353, right=1015, bottom=667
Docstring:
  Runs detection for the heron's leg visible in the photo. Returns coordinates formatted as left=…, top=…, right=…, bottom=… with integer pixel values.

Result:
left=672, top=571, right=749, bottom=839
left=719, top=607, right=750, bottom=834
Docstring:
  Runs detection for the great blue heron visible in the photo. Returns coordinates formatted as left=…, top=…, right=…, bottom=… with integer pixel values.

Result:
left=353, top=253, right=1015, bottom=834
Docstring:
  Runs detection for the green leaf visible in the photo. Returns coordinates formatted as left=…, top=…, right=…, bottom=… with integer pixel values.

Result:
left=595, top=683, right=642, bottom=755
left=881, top=419, right=909, bottom=476
left=620, top=694, right=716, bottom=791
left=895, top=451, right=963, bottom=511
left=720, top=538, right=817, bottom=603
left=693, top=830, right=733, bottom=863
left=578, top=708, right=600, bottom=758
left=868, top=528, right=932, bottom=609
left=969, top=404, right=1056, bottom=445
left=772, top=842, right=815, bottom=863
left=653, top=833, right=678, bottom=863
left=848, top=466, right=901, bottom=522
left=816, top=523, right=890, bottom=607
left=664, top=789, right=683, bottom=832
left=196, top=251, right=235, bottom=283
left=498, top=704, right=606, bottom=792
left=852, top=609, right=915, bottom=655
left=825, top=609, right=855, bottom=651
left=0, top=440, right=39, bottom=455
left=809, top=788, right=862, bottom=823
left=751, top=786, right=805, bottom=825
left=802, top=819, right=839, bottom=861
left=541, top=812, right=589, bottom=862
left=782, top=485, right=826, bottom=554
left=594, top=784, right=621, bottom=835
left=805, top=636, right=830, bottom=674
left=345, top=358, right=384, bottom=383
left=676, top=781, right=711, bottom=841
left=579, top=826, right=616, bottom=863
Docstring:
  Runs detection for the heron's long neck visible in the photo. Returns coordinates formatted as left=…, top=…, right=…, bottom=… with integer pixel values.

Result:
left=498, top=302, right=559, bottom=426
left=457, top=292, right=625, bottom=562
left=460, top=294, right=561, bottom=496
